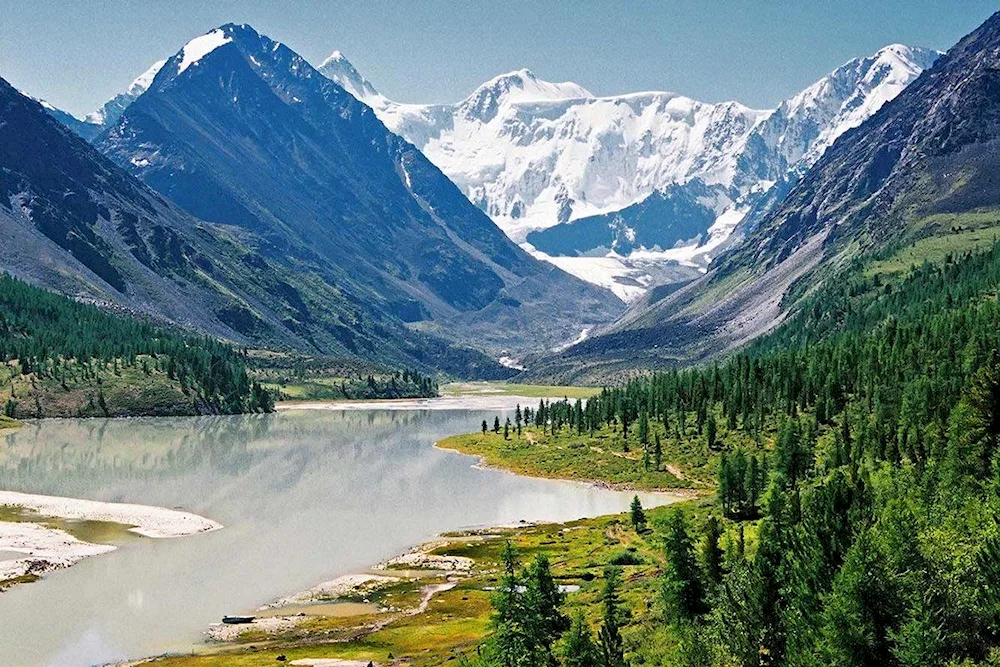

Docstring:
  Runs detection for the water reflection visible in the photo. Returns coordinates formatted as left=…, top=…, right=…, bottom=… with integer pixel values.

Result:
left=0, top=405, right=674, bottom=667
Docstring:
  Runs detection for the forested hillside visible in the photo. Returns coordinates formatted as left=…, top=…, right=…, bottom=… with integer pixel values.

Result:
left=0, top=274, right=272, bottom=417
left=458, top=242, right=1000, bottom=666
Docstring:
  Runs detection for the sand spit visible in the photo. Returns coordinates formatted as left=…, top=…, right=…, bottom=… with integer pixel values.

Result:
left=0, top=490, right=221, bottom=587
left=0, top=490, right=222, bottom=539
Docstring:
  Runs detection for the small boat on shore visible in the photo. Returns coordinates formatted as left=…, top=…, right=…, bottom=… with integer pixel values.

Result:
left=222, top=615, right=255, bottom=624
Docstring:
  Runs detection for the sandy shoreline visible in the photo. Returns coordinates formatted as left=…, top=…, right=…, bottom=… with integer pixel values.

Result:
left=0, top=490, right=221, bottom=585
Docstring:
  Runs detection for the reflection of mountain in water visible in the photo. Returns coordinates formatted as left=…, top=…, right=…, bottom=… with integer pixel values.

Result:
left=0, top=410, right=485, bottom=500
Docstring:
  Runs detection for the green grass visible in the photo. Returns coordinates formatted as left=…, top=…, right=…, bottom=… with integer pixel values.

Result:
left=145, top=501, right=726, bottom=667
left=0, top=415, right=20, bottom=429
left=442, top=382, right=601, bottom=399
left=868, top=211, right=1000, bottom=277
left=438, top=405, right=775, bottom=491
left=262, top=376, right=346, bottom=401
left=440, top=427, right=704, bottom=491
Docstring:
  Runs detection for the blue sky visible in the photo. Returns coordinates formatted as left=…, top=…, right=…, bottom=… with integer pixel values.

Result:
left=1, top=0, right=995, bottom=117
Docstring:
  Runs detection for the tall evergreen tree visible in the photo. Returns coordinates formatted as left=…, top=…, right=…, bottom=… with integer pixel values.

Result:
left=562, top=612, right=598, bottom=667
left=523, top=554, right=569, bottom=666
left=700, top=515, right=724, bottom=590
left=489, top=541, right=530, bottom=667
left=662, top=510, right=705, bottom=622
left=597, top=567, right=627, bottom=667
left=629, top=495, right=646, bottom=533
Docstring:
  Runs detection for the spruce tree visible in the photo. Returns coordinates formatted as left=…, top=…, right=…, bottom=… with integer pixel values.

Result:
left=597, top=567, right=627, bottom=667
left=700, top=515, right=724, bottom=590
left=562, top=612, right=598, bottom=667
left=629, top=495, right=646, bottom=533
left=523, top=554, right=568, bottom=666
left=489, top=541, right=529, bottom=667
left=662, top=510, right=705, bottom=621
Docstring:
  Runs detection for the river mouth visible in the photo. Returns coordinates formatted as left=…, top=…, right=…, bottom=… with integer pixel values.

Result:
left=0, top=397, right=680, bottom=667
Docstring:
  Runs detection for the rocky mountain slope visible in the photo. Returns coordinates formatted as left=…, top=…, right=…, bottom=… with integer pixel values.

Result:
left=96, top=24, right=622, bottom=360
left=525, top=12, right=1000, bottom=383
left=319, top=46, right=938, bottom=300
left=0, top=73, right=521, bottom=377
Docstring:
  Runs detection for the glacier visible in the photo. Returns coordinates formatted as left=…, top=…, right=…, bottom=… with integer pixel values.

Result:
left=319, top=45, right=940, bottom=300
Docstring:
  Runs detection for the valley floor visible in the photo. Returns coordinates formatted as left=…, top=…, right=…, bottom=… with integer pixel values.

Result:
left=134, top=500, right=699, bottom=667
left=134, top=418, right=709, bottom=667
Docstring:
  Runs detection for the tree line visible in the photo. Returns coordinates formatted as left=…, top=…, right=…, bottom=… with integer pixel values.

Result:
left=471, top=243, right=1000, bottom=666
left=0, top=273, right=272, bottom=414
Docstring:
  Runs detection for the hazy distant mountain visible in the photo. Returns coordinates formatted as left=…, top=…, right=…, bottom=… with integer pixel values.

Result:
left=86, top=59, right=166, bottom=128
left=97, top=24, right=622, bottom=360
left=320, top=46, right=938, bottom=300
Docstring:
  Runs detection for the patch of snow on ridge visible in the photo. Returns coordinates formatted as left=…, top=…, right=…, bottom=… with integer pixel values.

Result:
left=499, top=355, right=526, bottom=371
left=177, top=29, right=232, bottom=75
left=129, top=59, right=167, bottom=95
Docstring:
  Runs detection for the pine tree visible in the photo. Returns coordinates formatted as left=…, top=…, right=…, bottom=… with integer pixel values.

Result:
left=821, top=528, right=901, bottom=667
left=662, top=510, right=705, bottom=621
left=562, top=612, right=598, bottom=667
left=701, top=515, right=724, bottom=590
left=483, top=419, right=489, bottom=435
left=653, top=434, right=662, bottom=471
left=629, top=495, right=646, bottom=532
left=523, top=554, right=568, bottom=666
left=489, top=541, right=529, bottom=667
left=597, top=567, right=627, bottom=667
left=968, top=352, right=1000, bottom=460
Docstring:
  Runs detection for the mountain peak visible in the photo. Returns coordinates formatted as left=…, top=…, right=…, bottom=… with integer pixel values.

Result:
left=317, top=49, right=383, bottom=104
left=174, top=27, right=235, bottom=75
left=770, top=42, right=939, bottom=170
left=475, top=68, right=591, bottom=102
left=459, top=68, right=592, bottom=120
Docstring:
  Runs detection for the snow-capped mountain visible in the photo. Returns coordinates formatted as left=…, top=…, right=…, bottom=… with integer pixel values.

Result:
left=42, top=39, right=939, bottom=302
left=97, top=23, right=622, bottom=359
left=319, top=45, right=939, bottom=300
left=85, top=58, right=166, bottom=127
left=32, top=58, right=167, bottom=141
